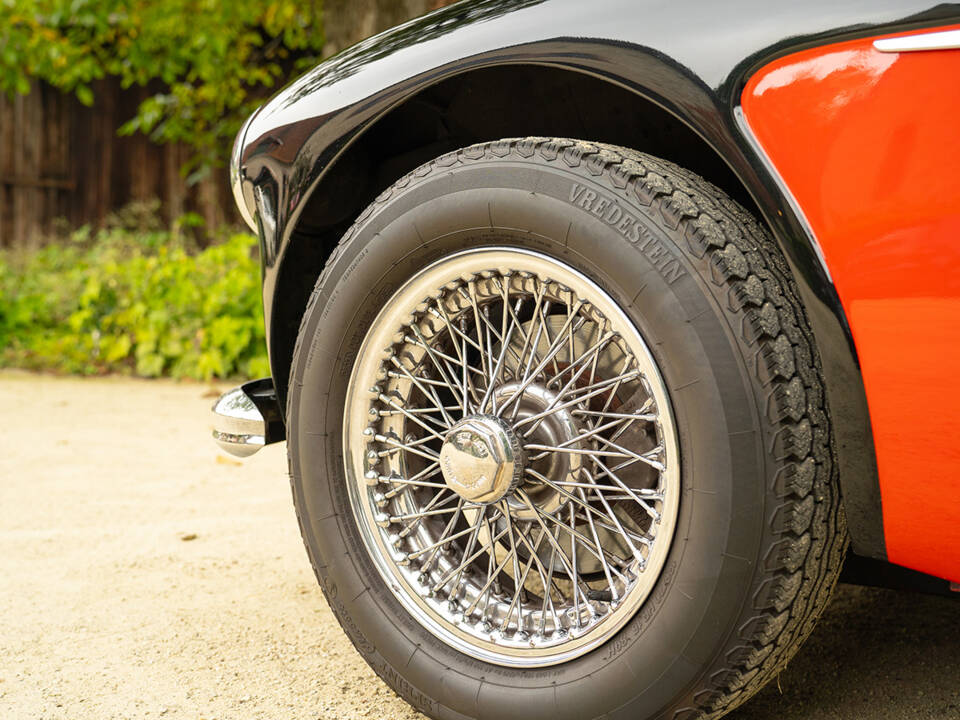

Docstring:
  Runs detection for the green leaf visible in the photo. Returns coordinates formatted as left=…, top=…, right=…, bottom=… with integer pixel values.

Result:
left=102, top=334, right=132, bottom=362
left=136, top=352, right=166, bottom=377
left=76, top=84, right=94, bottom=106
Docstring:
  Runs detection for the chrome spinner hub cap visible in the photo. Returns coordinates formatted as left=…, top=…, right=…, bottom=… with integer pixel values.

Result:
left=344, top=248, right=680, bottom=667
left=440, top=415, right=523, bottom=504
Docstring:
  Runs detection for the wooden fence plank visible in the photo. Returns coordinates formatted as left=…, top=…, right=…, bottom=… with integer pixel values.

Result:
left=0, top=93, right=9, bottom=246
left=12, top=93, right=27, bottom=249
left=0, top=78, right=235, bottom=248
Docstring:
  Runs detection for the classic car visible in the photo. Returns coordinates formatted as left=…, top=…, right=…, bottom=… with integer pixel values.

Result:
left=212, top=1, right=960, bottom=717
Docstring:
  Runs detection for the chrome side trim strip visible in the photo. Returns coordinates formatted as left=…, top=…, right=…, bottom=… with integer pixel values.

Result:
left=874, top=29, right=960, bottom=53
left=733, top=106, right=833, bottom=284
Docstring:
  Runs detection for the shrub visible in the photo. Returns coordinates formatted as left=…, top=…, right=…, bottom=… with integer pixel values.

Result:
left=0, top=227, right=269, bottom=380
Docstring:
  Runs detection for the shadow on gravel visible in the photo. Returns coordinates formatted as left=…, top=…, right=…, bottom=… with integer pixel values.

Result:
left=730, top=584, right=959, bottom=720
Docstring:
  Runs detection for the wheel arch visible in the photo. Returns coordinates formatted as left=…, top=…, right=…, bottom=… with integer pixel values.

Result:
left=271, top=63, right=763, bottom=404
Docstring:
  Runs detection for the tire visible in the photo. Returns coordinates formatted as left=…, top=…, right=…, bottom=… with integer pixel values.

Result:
left=287, top=137, right=847, bottom=720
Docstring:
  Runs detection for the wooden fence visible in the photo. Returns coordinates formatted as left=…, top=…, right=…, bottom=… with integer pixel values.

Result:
left=0, top=77, right=236, bottom=249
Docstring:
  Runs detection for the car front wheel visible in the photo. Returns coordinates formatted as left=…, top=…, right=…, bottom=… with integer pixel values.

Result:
left=287, top=137, right=847, bottom=720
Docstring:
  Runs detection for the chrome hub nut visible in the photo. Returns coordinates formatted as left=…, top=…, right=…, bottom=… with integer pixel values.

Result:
left=439, top=415, right=523, bottom=504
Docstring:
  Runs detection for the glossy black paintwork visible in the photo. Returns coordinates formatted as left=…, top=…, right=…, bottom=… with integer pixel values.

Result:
left=235, top=0, right=960, bottom=560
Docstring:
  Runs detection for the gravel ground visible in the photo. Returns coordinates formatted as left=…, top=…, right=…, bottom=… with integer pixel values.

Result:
left=1, top=371, right=957, bottom=720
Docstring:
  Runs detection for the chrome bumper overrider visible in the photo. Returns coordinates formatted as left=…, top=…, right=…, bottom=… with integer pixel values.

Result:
left=211, top=378, right=284, bottom=457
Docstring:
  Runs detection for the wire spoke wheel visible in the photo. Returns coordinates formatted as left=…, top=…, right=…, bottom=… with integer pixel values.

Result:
left=344, top=248, right=679, bottom=666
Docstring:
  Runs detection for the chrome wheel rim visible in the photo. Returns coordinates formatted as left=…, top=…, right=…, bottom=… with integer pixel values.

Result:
left=344, top=247, right=679, bottom=667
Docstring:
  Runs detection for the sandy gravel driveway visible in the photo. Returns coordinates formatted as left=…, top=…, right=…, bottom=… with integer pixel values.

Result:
left=1, top=372, right=956, bottom=719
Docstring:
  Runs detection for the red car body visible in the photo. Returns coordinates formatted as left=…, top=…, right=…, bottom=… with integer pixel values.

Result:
left=742, top=27, right=960, bottom=582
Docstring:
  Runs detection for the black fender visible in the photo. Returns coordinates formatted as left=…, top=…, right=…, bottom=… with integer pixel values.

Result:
left=233, top=0, right=958, bottom=562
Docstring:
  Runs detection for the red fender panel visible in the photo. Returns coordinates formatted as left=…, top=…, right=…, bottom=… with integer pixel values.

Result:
left=742, top=27, right=960, bottom=583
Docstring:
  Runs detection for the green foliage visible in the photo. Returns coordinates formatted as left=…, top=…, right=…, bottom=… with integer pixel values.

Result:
left=0, top=227, right=269, bottom=380
left=0, top=0, right=324, bottom=171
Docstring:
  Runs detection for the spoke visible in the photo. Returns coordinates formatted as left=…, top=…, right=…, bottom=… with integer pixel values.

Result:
left=582, top=454, right=662, bottom=523
left=523, top=445, right=632, bottom=459
left=433, top=513, right=509, bottom=595
left=470, top=290, right=535, bottom=385
left=509, top=512, right=588, bottom=610
left=575, top=512, right=652, bottom=546
left=382, top=475, right=448, bottom=500
left=429, top=304, right=482, bottom=357
left=376, top=392, right=448, bottom=442
left=592, top=433, right=666, bottom=473
left=382, top=477, right=447, bottom=491
left=499, top=276, right=510, bottom=371
left=405, top=328, right=467, bottom=377
left=391, top=504, right=463, bottom=523
left=549, top=478, right=663, bottom=499
left=520, top=491, right=630, bottom=581
left=418, top=498, right=466, bottom=570
left=588, top=384, right=653, bottom=437
left=405, top=523, right=478, bottom=562
left=496, top=282, right=542, bottom=377
left=389, top=356, right=455, bottom=426
left=501, top=505, right=525, bottom=608
left=578, top=486, right=619, bottom=601
left=524, top=416, right=631, bottom=462
left=572, top=408, right=656, bottom=422
left=431, top=301, right=484, bottom=413
left=569, top=502, right=580, bottom=627
left=500, top=528, right=543, bottom=633
left=554, top=365, right=637, bottom=405
left=394, top=489, right=459, bottom=537
left=538, top=536, right=560, bottom=635
left=586, top=474, right=645, bottom=566
left=462, top=532, right=516, bottom=616
left=592, top=447, right=666, bottom=485
left=408, top=326, right=469, bottom=414
left=493, top=275, right=521, bottom=409
left=459, top=316, right=485, bottom=410
left=379, top=404, right=459, bottom=426
left=387, top=369, right=461, bottom=389
left=514, top=373, right=638, bottom=433
left=374, top=432, right=440, bottom=462
left=481, top=513, right=502, bottom=617
left=587, top=316, right=605, bottom=393
left=446, top=505, right=488, bottom=595
left=374, top=466, right=443, bottom=488
left=521, top=336, right=609, bottom=438
left=501, top=301, right=587, bottom=418
left=427, top=304, right=488, bottom=397
left=523, top=467, right=608, bottom=521
left=406, top=461, right=441, bottom=483
left=464, top=281, right=491, bottom=384
left=479, top=296, right=520, bottom=413
left=484, top=305, right=495, bottom=390
left=535, top=299, right=562, bottom=380
left=543, top=326, right=618, bottom=390
left=514, top=490, right=594, bottom=609
left=510, top=280, right=548, bottom=398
